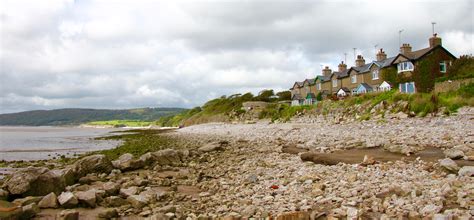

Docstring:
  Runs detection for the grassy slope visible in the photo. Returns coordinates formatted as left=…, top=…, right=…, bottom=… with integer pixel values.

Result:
left=86, top=120, right=153, bottom=127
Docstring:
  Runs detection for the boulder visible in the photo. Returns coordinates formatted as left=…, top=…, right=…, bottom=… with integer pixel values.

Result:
left=58, top=192, right=78, bottom=208
left=198, top=142, right=224, bottom=153
left=19, top=203, right=39, bottom=219
left=98, top=208, right=118, bottom=218
left=444, top=149, right=465, bottom=160
left=58, top=209, right=79, bottom=220
left=458, top=166, right=474, bottom=177
left=3, top=167, right=66, bottom=196
left=73, top=154, right=113, bottom=178
left=439, top=158, right=459, bottom=173
left=152, top=149, right=182, bottom=166
left=126, top=195, right=148, bottom=209
left=102, top=196, right=127, bottom=207
left=112, top=153, right=145, bottom=171
left=74, top=190, right=96, bottom=207
left=119, top=186, right=138, bottom=197
left=38, top=192, right=59, bottom=208
left=102, top=182, right=120, bottom=196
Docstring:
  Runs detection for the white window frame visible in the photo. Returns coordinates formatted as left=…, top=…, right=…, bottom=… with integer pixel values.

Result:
left=351, top=75, right=357, bottom=83
left=316, top=83, right=321, bottom=90
left=397, top=61, right=414, bottom=73
left=440, top=61, right=447, bottom=73
left=372, top=69, right=379, bottom=80
left=332, top=79, right=338, bottom=88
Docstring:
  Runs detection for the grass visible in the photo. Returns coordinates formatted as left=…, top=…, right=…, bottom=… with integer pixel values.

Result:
left=87, top=120, right=153, bottom=127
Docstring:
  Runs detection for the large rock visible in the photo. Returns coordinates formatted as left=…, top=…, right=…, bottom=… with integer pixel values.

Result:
left=112, top=153, right=145, bottom=171
left=19, top=203, right=40, bottom=219
left=152, top=149, right=183, bottom=166
left=58, top=209, right=79, bottom=220
left=126, top=195, right=148, bottom=209
left=444, top=149, right=465, bottom=160
left=38, top=192, right=59, bottom=208
left=102, top=196, right=127, bottom=207
left=458, top=166, right=474, bottom=177
left=119, top=186, right=138, bottom=198
left=102, top=182, right=120, bottom=196
left=439, top=158, right=460, bottom=173
left=73, top=154, right=113, bottom=178
left=4, top=167, right=67, bottom=197
left=74, top=190, right=96, bottom=207
left=98, top=208, right=118, bottom=218
left=198, top=142, right=224, bottom=153
left=58, top=192, right=78, bottom=208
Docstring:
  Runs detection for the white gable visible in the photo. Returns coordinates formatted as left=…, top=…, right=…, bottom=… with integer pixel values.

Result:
left=337, top=89, right=347, bottom=96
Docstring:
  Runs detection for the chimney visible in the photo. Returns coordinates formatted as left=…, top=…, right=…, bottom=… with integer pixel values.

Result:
left=322, top=66, right=332, bottom=77
left=400, top=43, right=412, bottom=55
left=355, top=55, right=365, bottom=67
left=338, top=61, right=347, bottom=72
left=429, top=33, right=442, bottom=48
left=376, top=48, right=387, bottom=61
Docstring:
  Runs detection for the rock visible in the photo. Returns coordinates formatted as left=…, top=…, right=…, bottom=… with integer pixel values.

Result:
left=38, top=192, right=59, bottom=208
left=139, top=152, right=155, bottom=165
left=73, top=154, right=113, bottom=178
left=458, top=166, right=474, bottom=177
left=78, top=174, right=99, bottom=184
left=444, top=149, right=465, bottom=159
left=465, top=151, right=474, bottom=161
left=74, top=190, right=96, bottom=207
left=19, top=203, right=40, bottom=219
left=103, top=196, right=127, bottom=207
left=152, top=149, right=182, bottom=166
left=157, top=205, right=176, bottom=213
left=242, top=205, right=257, bottom=217
left=198, top=142, right=224, bottom=153
left=0, top=189, right=9, bottom=200
left=420, top=204, right=442, bottom=216
left=439, top=158, right=460, bottom=173
left=58, top=167, right=76, bottom=186
left=57, top=192, right=78, bottom=208
left=126, top=195, right=148, bottom=208
left=4, top=167, right=67, bottom=197
left=112, top=153, right=145, bottom=171
left=57, top=209, right=79, bottom=220
left=98, top=208, right=118, bottom=218
left=102, top=181, right=120, bottom=196
left=120, top=186, right=138, bottom=197
left=12, top=196, right=42, bottom=206
left=346, top=206, right=358, bottom=219
left=361, top=155, right=375, bottom=166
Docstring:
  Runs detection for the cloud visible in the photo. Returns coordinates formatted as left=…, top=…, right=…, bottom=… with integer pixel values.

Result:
left=0, top=0, right=472, bottom=113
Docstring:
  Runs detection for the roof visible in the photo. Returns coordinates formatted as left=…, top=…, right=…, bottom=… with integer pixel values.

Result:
left=304, top=78, right=316, bottom=86
left=291, top=81, right=304, bottom=89
left=291, top=94, right=303, bottom=100
left=357, top=83, right=373, bottom=91
left=390, top=45, right=457, bottom=64
left=331, top=69, right=350, bottom=79
left=373, top=56, right=396, bottom=68
left=338, top=87, right=351, bottom=93
left=353, top=63, right=372, bottom=73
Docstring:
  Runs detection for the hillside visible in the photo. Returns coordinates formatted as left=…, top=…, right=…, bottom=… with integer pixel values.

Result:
left=0, top=107, right=186, bottom=126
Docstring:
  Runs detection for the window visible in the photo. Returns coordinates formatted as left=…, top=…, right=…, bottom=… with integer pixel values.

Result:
left=351, top=75, right=357, bottom=83
left=332, top=79, right=338, bottom=87
left=440, top=61, right=446, bottom=73
left=317, top=83, right=321, bottom=90
left=399, top=82, right=416, bottom=94
left=397, top=61, right=414, bottom=73
left=372, top=69, right=379, bottom=80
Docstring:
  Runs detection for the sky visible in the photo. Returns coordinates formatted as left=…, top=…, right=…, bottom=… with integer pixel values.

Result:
left=1, top=0, right=473, bottom=113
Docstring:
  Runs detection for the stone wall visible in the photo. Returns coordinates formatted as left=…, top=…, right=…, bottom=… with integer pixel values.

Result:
left=434, top=78, right=474, bottom=93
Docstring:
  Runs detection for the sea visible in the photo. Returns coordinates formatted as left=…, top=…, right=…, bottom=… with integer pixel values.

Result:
left=0, top=126, right=123, bottom=161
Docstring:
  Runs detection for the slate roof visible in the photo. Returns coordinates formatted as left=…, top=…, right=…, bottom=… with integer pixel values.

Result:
left=304, top=78, right=316, bottom=85
left=391, top=45, right=456, bottom=64
left=358, top=83, right=373, bottom=91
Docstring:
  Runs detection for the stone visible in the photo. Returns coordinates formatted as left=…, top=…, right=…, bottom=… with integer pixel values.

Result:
left=98, top=208, right=118, bottom=218
left=443, top=149, right=465, bottom=160
left=120, top=186, right=138, bottom=197
left=57, top=209, right=79, bottom=220
left=458, top=166, right=474, bottom=177
left=103, top=196, right=127, bottom=207
left=152, top=149, right=182, bottom=166
left=12, top=196, right=42, bottom=206
left=126, top=195, right=148, bottom=209
left=0, top=189, right=9, bottom=200
left=241, top=205, right=257, bottom=217
left=19, top=203, right=39, bottom=219
left=420, top=204, right=442, bottom=216
left=361, top=155, right=375, bottom=166
left=74, top=190, right=96, bottom=207
left=112, top=153, right=145, bottom=171
left=439, top=158, right=460, bottom=173
left=78, top=175, right=99, bottom=184
left=57, top=192, right=78, bottom=208
left=38, top=192, right=59, bottom=208
left=346, top=206, right=358, bottom=219
left=4, top=167, right=67, bottom=197
left=73, top=154, right=113, bottom=178
left=102, top=181, right=120, bottom=196
left=157, top=205, right=176, bottom=213
left=198, top=142, right=224, bottom=153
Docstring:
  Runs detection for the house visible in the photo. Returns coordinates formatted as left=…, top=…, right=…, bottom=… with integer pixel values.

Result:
left=289, top=33, right=457, bottom=103
left=304, top=93, right=317, bottom=105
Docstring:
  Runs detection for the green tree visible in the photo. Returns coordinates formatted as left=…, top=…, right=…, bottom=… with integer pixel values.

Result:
left=276, top=91, right=291, bottom=101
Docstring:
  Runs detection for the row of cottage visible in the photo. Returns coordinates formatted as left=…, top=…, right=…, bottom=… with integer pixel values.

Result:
left=290, top=34, right=456, bottom=106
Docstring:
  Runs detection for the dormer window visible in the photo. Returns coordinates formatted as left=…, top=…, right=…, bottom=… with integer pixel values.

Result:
left=372, top=69, right=379, bottom=80
left=351, top=75, right=357, bottom=83
left=332, top=79, right=338, bottom=87
left=397, top=61, right=414, bottom=73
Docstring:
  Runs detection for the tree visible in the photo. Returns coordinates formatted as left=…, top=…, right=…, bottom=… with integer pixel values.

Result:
left=276, top=91, right=291, bottom=101
left=254, top=89, right=274, bottom=102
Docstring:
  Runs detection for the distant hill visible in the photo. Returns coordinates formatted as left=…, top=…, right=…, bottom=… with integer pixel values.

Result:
left=0, top=108, right=187, bottom=126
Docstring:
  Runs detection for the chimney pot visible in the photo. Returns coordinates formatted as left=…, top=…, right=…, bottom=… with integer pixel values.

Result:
left=376, top=48, right=387, bottom=61
left=355, top=55, right=365, bottom=67
left=400, top=43, right=412, bottom=55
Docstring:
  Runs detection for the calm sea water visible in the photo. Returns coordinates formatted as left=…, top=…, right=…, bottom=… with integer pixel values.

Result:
left=0, top=126, right=123, bottom=161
